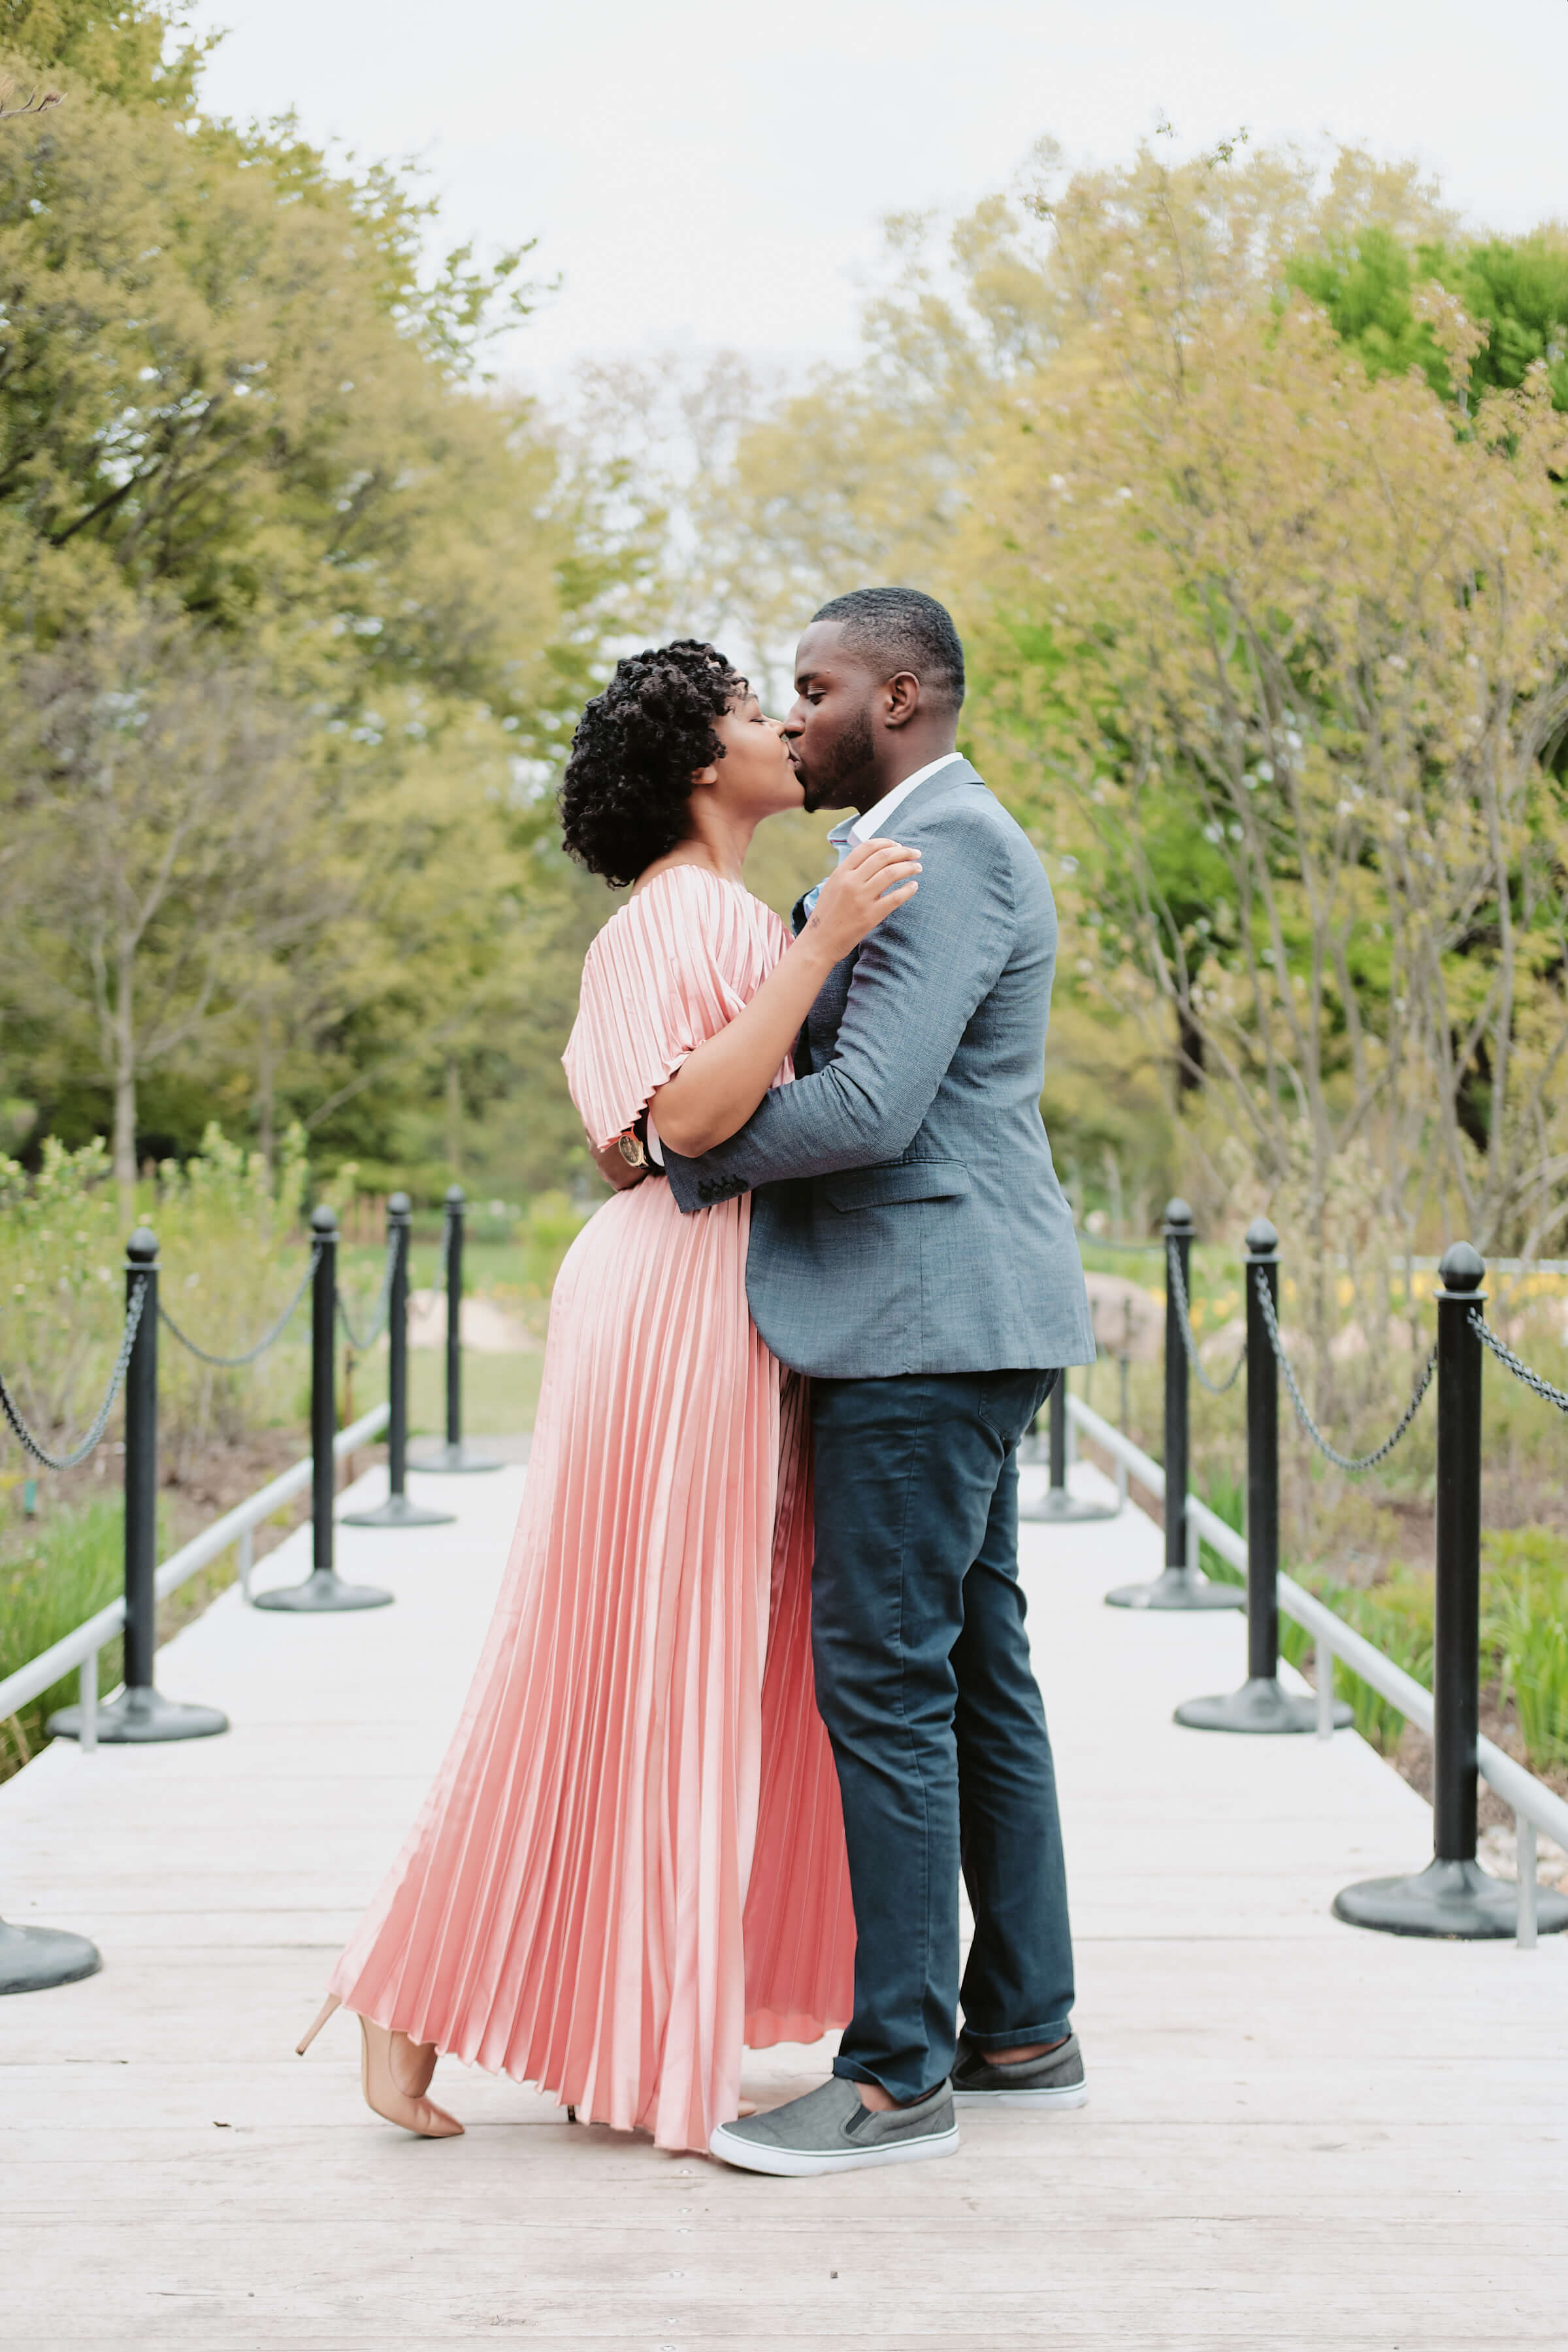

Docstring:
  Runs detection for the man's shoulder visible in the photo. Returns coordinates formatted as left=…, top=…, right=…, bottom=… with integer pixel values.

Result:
left=902, top=774, right=1048, bottom=890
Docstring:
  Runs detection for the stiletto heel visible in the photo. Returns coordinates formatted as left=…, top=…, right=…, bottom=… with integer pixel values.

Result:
left=296, top=1993, right=340, bottom=2055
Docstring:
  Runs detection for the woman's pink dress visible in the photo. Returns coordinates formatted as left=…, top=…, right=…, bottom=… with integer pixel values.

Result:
left=329, top=866, right=855, bottom=2152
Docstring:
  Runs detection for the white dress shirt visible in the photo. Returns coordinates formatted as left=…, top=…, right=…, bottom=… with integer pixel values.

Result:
left=826, top=753, right=964, bottom=855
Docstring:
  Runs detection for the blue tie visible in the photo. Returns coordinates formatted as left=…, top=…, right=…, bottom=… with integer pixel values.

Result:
left=801, top=826, right=856, bottom=919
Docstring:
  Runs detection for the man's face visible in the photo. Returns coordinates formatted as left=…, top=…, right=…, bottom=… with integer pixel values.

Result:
left=783, top=621, right=879, bottom=812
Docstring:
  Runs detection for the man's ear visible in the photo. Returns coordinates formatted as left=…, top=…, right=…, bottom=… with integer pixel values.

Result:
left=883, top=670, right=922, bottom=730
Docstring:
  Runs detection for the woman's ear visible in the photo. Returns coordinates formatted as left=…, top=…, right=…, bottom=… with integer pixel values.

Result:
left=690, top=762, right=720, bottom=789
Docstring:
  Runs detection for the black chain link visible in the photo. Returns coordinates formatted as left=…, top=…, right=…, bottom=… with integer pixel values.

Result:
left=159, top=1245, right=321, bottom=1367
left=336, top=1229, right=397, bottom=1351
left=1469, top=1311, right=1568, bottom=1413
left=0, top=1273, right=149, bottom=1470
left=1166, top=1236, right=1247, bottom=1394
left=1254, top=1266, right=1435, bottom=1471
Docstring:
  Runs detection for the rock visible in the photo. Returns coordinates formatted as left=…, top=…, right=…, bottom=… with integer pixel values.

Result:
left=1477, top=1821, right=1568, bottom=1890
left=1082, top=1271, right=1162, bottom=1361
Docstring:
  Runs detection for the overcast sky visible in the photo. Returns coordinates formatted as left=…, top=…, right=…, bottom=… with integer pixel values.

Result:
left=187, top=0, right=1568, bottom=389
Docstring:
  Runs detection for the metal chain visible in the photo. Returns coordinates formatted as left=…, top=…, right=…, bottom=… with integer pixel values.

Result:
left=1469, top=1311, right=1568, bottom=1413
left=1166, top=1237, right=1247, bottom=1394
left=159, top=1245, right=321, bottom=1367
left=0, top=1274, right=149, bottom=1471
left=1254, top=1266, right=1435, bottom=1472
left=336, top=1228, right=398, bottom=1351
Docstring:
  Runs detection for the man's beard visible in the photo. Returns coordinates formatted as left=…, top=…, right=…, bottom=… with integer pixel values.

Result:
left=798, top=704, right=875, bottom=814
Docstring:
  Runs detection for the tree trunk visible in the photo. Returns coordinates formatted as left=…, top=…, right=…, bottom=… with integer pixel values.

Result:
left=112, top=950, right=137, bottom=1230
left=445, top=1054, right=463, bottom=1181
left=256, top=1010, right=276, bottom=1177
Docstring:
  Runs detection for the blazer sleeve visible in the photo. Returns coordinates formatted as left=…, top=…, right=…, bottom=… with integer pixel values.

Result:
left=662, top=815, right=1015, bottom=1212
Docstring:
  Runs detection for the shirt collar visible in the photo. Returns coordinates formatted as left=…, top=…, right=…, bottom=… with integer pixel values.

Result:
left=826, top=754, right=964, bottom=850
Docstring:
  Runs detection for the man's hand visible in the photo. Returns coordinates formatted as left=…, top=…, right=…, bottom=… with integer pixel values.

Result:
left=587, top=1129, right=647, bottom=1192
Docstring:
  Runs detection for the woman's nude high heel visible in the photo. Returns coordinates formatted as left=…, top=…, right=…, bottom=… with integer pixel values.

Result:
left=296, top=1995, right=464, bottom=2138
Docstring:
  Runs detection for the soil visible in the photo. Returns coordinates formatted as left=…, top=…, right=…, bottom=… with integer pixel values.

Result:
left=153, top=1428, right=318, bottom=1650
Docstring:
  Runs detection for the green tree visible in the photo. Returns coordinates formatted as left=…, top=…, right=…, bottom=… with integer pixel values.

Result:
left=0, top=2, right=633, bottom=1196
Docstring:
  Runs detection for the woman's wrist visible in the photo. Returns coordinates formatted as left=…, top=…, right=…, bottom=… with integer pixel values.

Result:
left=795, top=912, right=841, bottom=973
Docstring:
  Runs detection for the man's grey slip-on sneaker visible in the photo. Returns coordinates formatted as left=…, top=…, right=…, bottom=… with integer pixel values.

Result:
left=708, top=2075, right=959, bottom=2177
left=951, top=2029, right=1088, bottom=2109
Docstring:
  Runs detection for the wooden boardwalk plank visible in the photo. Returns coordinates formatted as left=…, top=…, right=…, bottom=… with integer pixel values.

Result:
left=2, top=1454, right=1563, bottom=2347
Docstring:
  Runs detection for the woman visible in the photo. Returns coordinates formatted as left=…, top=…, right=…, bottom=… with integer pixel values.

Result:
left=298, top=640, right=921, bottom=2153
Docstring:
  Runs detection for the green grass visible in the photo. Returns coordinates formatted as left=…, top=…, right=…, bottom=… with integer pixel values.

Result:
left=346, top=1345, right=544, bottom=1439
left=0, top=1498, right=125, bottom=1769
left=1482, top=1528, right=1568, bottom=1771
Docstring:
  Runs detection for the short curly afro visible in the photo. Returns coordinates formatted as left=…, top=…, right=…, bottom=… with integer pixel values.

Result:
left=560, top=639, right=747, bottom=888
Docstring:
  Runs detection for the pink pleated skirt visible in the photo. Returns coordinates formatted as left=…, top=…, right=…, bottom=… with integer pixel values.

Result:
left=329, top=1178, right=855, bottom=2151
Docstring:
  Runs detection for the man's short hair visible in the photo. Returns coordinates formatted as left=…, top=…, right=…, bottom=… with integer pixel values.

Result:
left=811, top=587, right=965, bottom=713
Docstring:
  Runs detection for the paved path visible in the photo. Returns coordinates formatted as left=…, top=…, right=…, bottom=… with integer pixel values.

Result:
left=3, top=1453, right=1563, bottom=2348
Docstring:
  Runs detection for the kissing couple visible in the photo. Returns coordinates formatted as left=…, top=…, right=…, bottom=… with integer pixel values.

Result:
left=299, top=587, right=1096, bottom=2174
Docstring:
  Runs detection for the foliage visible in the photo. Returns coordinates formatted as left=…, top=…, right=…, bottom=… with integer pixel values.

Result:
left=612, top=138, right=1568, bottom=1367
left=0, top=1127, right=322, bottom=1478
left=0, top=2, right=630, bottom=1199
left=1290, top=223, right=1568, bottom=412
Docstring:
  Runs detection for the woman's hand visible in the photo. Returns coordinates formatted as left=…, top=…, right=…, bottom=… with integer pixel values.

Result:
left=586, top=1128, right=647, bottom=1191
left=803, top=838, right=921, bottom=962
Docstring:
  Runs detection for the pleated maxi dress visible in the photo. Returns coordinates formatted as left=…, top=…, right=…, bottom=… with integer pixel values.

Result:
left=328, top=864, right=855, bottom=2152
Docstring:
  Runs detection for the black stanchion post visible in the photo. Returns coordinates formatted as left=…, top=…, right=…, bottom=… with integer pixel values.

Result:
left=254, top=1207, right=392, bottom=1612
left=446, top=1183, right=463, bottom=1454
left=1020, top=1369, right=1118, bottom=1524
left=49, top=1230, right=227, bottom=1742
left=1175, top=1219, right=1351, bottom=1733
left=1334, top=1242, right=1568, bottom=1937
left=409, top=1185, right=502, bottom=1473
left=1106, top=1198, right=1241, bottom=1609
left=344, top=1194, right=453, bottom=1531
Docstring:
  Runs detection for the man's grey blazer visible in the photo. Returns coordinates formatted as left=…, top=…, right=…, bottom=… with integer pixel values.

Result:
left=661, top=758, right=1095, bottom=1381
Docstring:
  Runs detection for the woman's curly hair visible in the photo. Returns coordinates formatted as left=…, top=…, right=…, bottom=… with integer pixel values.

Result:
left=560, top=639, right=746, bottom=887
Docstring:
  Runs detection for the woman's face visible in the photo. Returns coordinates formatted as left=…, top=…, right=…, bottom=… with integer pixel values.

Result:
left=700, top=688, right=804, bottom=821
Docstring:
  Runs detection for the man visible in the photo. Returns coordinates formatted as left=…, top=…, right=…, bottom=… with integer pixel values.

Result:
left=653, top=587, right=1096, bottom=2176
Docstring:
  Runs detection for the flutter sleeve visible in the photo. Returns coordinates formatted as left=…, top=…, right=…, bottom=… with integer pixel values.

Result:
left=562, top=867, right=757, bottom=1151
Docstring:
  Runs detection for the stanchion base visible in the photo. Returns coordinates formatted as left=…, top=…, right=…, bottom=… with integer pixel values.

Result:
left=48, top=1687, right=229, bottom=1743
left=1333, top=1856, right=1568, bottom=1940
left=1105, top=1568, right=1244, bottom=1611
left=0, top=1919, right=103, bottom=1995
left=252, top=1569, right=393, bottom=1613
left=341, top=1490, right=456, bottom=1529
left=1175, top=1676, right=1353, bottom=1735
left=405, top=1439, right=505, bottom=1474
left=1019, top=1487, right=1121, bottom=1524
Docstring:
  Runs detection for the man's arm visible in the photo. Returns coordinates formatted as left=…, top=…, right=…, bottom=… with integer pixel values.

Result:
left=661, top=817, right=1015, bottom=1212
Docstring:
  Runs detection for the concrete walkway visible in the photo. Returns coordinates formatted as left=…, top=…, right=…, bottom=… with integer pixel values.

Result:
left=3, top=1452, right=1564, bottom=2348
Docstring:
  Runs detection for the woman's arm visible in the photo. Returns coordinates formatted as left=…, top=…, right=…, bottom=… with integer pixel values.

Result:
left=647, top=838, right=920, bottom=1158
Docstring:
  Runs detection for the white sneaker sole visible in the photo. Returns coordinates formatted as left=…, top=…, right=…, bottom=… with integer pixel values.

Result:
left=949, top=2079, right=1086, bottom=2117
left=708, top=2121, right=960, bottom=2177
left=952, top=2082, right=1088, bottom=2110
